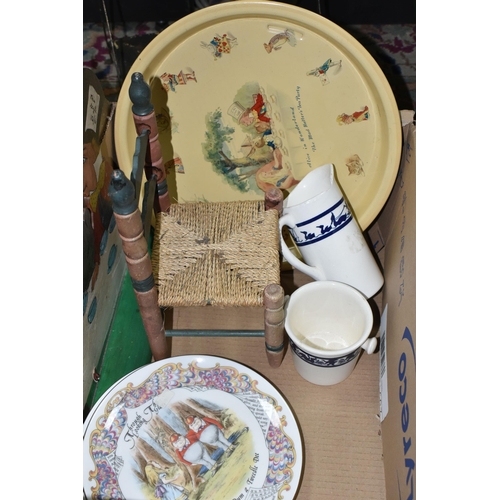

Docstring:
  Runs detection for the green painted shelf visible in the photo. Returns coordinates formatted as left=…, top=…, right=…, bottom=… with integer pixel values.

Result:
left=84, top=270, right=152, bottom=420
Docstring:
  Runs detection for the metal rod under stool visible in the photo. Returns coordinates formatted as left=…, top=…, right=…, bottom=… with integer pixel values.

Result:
left=164, top=330, right=265, bottom=337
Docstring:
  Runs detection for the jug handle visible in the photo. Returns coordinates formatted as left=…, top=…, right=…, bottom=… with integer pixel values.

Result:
left=279, top=214, right=326, bottom=281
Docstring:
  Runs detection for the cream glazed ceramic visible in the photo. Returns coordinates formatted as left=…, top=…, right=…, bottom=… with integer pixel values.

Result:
left=83, top=355, right=303, bottom=500
left=115, top=1, right=401, bottom=230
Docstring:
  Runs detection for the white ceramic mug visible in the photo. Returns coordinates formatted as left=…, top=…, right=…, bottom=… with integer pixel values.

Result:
left=285, top=281, right=377, bottom=385
left=279, top=163, right=383, bottom=298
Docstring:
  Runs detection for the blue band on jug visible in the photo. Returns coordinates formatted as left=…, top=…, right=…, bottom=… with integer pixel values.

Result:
left=288, top=198, right=353, bottom=247
left=290, top=339, right=360, bottom=367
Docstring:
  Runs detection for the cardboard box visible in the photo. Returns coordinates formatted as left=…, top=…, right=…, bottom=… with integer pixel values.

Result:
left=166, top=114, right=416, bottom=499
left=87, top=112, right=416, bottom=498
left=83, top=69, right=126, bottom=407
left=370, top=111, right=416, bottom=499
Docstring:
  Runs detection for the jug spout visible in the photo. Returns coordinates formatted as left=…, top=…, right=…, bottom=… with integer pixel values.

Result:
left=285, top=163, right=334, bottom=207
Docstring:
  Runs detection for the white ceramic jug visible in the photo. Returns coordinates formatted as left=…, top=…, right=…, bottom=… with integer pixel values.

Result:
left=279, top=163, right=384, bottom=298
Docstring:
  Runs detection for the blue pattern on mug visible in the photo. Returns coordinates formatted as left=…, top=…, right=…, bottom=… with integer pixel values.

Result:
left=290, top=339, right=360, bottom=367
left=288, top=197, right=353, bottom=247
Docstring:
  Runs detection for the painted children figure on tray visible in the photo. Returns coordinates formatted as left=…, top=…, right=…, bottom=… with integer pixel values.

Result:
left=229, top=94, right=272, bottom=134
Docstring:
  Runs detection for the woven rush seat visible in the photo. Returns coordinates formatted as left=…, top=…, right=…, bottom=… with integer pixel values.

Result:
left=152, top=199, right=280, bottom=308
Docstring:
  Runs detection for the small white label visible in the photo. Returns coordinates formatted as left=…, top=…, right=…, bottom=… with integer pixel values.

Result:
left=85, top=85, right=100, bottom=133
left=379, top=304, right=389, bottom=422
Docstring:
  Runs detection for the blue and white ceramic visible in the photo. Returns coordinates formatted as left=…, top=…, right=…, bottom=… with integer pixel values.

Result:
left=279, top=163, right=384, bottom=299
left=284, top=281, right=377, bottom=385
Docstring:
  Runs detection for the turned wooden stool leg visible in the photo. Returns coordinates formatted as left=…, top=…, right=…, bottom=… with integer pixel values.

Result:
left=263, top=187, right=285, bottom=367
left=264, top=186, right=283, bottom=215
left=264, top=284, right=285, bottom=368
left=109, top=169, right=170, bottom=361
left=129, top=72, right=170, bottom=213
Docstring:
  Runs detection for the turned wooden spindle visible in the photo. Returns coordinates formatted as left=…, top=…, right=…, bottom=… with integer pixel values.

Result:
left=264, top=186, right=284, bottom=215
left=129, top=72, right=170, bottom=213
left=109, top=169, right=170, bottom=361
left=263, top=188, right=285, bottom=367
left=264, top=284, right=286, bottom=368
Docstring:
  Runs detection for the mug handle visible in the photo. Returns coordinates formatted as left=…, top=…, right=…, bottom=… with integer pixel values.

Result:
left=279, top=214, right=326, bottom=281
left=361, top=337, right=378, bottom=354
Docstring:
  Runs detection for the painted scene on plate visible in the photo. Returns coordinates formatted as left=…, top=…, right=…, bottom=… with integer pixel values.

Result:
left=85, top=361, right=298, bottom=500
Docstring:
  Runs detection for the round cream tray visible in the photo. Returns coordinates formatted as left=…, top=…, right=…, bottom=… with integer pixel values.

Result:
left=115, top=1, right=401, bottom=230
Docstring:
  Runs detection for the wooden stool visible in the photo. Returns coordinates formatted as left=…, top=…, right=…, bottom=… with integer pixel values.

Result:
left=109, top=72, right=286, bottom=367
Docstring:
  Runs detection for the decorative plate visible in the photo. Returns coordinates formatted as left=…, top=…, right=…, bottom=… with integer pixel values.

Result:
left=114, top=1, right=401, bottom=230
left=83, top=365, right=145, bottom=439
left=83, top=355, right=303, bottom=500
